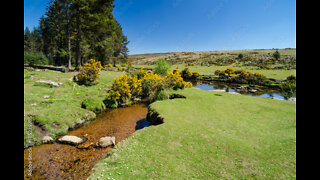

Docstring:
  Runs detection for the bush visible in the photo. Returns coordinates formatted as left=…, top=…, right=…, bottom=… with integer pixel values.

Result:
left=24, top=51, right=50, bottom=66
left=140, top=72, right=163, bottom=97
left=286, top=74, right=296, bottom=82
left=224, top=67, right=234, bottom=76
left=152, top=89, right=168, bottom=102
left=192, top=71, right=200, bottom=79
left=273, top=50, right=281, bottom=60
left=75, top=59, right=103, bottom=85
left=154, top=57, right=171, bottom=76
left=181, top=68, right=193, bottom=79
left=281, top=81, right=296, bottom=98
left=165, top=71, right=192, bottom=90
left=81, top=97, right=106, bottom=113
left=117, top=65, right=123, bottom=71
left=107, top=68, right=192, bottom=104
left=105, top=64, right=112, bottom=68
left=135, top=67, right=148, bottom=80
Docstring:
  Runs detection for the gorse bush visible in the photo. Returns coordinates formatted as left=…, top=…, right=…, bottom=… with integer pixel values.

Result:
left=165, top=70, right=192, bottom=90
left=107, top=74, right=139, bottom=103
left=75, top=59, right=103, bottom=85
left=107, top=68, right=191, bottom=105
left=280, top=74, right=296, bottom=98
left=215, top=67, right=267, bottom=85
left=192, top=71, right=200, bottom=79
left=105, top=64, right=113, bottom=68
left=181, top=68, right=193, bottom=79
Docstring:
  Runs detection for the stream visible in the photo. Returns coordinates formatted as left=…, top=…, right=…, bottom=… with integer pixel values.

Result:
left=23, top=80, right=295, bottom=179
left=188, top=80, right=295, bottom=101
left=24, top=104, right=149, bottom=180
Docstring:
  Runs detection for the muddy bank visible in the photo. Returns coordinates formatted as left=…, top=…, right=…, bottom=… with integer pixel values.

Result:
left=24, top=104, right=148, bottom=180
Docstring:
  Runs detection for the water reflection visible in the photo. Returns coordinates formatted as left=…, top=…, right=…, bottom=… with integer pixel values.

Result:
left=188, top=80, right=291, bottom=100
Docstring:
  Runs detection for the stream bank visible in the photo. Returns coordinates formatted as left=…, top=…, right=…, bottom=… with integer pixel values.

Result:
left=24, top=103, right=149, bottom=180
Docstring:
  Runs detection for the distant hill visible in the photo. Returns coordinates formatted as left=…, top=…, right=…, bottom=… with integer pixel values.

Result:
left=128, top=48, right=296, bottom=65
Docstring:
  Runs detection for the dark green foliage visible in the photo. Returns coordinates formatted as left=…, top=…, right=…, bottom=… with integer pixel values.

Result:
left=24, top=51, right=49, bottom=66
left=273, top=50, right=281, bottom=60
left=152, top=89, right=168, bottom=102
left=25, top=0, right=129, bottom=68
left=81, top=97, right=106, bottom=113
left=154, top=58, right=171, bottom=76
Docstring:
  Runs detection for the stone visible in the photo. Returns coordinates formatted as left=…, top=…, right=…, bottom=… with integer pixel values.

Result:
left=288, top=97, right=296, bottom=102
left=42, top=136, right=54, bottom=144
left=249, top=89, right=257, bottom=93
left=96, top=136, right=116, bottom=148
left=36, top=80, right=63, bottom=87
left=57, top=135, right=84, bottom=146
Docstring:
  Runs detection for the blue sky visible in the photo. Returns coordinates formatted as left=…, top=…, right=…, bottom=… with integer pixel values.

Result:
left=24, top=0, right=296, bottom=55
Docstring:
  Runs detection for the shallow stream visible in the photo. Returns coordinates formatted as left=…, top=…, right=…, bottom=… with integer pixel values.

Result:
left=188, top=80, right=294, bottom=101
left=24, top=104, right=149, bottom=180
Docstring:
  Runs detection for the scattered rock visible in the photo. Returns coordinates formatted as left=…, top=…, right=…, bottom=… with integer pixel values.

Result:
left=249, top=89, right=257, bottom=93
left=133, top=98, right=142, bottom=103
left=288, top=97, right=296, bottom=102
left=95, top=136, right=116, bottom=148
left=36, top=80, right=63, bottom=87
left=57, top=135, right=85, bottom=146
left=42, top=136, right=54, bottom=144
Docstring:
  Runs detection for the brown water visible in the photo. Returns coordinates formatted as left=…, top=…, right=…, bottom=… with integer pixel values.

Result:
left=24, top=104, right=148, bottom=180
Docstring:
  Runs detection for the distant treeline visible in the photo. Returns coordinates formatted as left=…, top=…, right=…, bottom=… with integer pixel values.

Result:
left=24, top=0, right=129, bottom=70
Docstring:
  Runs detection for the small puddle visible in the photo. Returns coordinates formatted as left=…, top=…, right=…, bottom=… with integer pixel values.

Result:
left=188, top=80, right=295, bottom=101
left=24, top=103, right=149, bottom=180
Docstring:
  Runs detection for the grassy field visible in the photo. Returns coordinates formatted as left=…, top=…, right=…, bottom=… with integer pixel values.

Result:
left=129, top=48, right=296, bottom=80
left=132, top=64, right=295, bottom=80
left=89, top=88, right=296, bottom=179
left=24, top=68, right=123, bottom=147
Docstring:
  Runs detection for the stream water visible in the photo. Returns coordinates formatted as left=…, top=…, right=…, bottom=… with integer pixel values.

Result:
left=24, top=104, right=149, bottom=180
left=188, top=80, right=294, bottom=101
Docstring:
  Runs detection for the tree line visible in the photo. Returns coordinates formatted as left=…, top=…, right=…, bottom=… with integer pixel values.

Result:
left=24, top=0, right=129, bottom=71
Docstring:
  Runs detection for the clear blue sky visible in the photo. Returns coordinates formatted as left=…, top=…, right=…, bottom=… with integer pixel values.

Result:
left=24, top=0, right=296, bottom=55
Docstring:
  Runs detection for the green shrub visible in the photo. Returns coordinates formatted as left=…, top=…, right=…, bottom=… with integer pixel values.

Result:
left=273, top=50, right=281, bottom=60
left=154, top=57, right=171, bottom=76
left=103, top=99, right=118, bottom=108
left=81, top=97, right=106, bottom=113
left=286, top=74, right=296, bottom=81
left=281, top=81, right=296, bottom=98
left=152, top=89, right=168, bottom=102
left=181, top=68, right=193, bottom=79
left=24, top=51, right=49, bottom=66
left=224, top=67, right=234, bottom=76
left=192, top=71, right=200, bottom=79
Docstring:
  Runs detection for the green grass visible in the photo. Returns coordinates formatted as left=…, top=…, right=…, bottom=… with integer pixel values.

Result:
left=90, top=88, right=296, bottom=179
left=132, top=64, right=296, bottom=80
left=130, top=48, right=296, bottom=80
left=24, top=68, right=123, bottom=146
